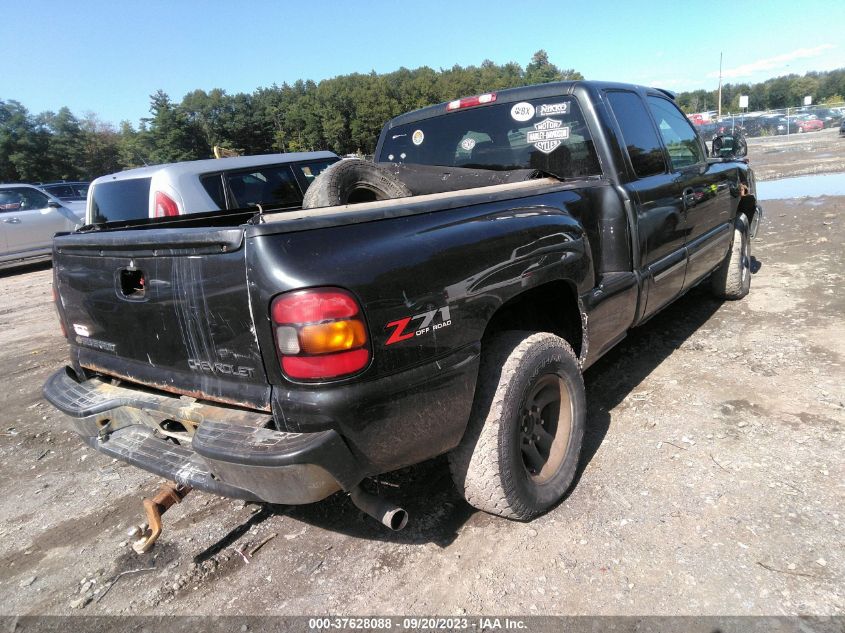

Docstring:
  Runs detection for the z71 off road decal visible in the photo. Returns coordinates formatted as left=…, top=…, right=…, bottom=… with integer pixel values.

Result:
left=527, top=118, right=570, bottom=154
left=385, top=306, right=452, bottom=345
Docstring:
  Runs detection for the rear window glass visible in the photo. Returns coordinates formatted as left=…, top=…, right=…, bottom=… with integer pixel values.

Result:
left=90, top=178, right=151, bottom=223
left=225, top=165, right=301, bottom=210
left=378, top=96, right=601, bottom=179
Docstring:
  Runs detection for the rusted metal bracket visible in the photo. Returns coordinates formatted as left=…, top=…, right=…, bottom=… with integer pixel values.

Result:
left=131, top=482, right=192, bottom=554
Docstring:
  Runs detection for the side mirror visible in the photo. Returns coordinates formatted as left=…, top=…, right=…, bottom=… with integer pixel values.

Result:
left=711, top=134, right=747, bottom=159
left=47, top=200, right=61, bottom=209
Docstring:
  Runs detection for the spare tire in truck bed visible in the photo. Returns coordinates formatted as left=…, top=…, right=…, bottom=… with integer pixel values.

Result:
left=302, top=159, right=412, bottom=209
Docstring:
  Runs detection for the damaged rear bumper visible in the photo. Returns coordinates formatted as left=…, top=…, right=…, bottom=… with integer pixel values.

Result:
left=43, top=367, right=365, bottom=504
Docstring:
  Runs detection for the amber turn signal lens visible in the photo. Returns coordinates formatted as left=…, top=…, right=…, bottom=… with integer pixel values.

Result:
left=299, top=320, right=366, bottom=355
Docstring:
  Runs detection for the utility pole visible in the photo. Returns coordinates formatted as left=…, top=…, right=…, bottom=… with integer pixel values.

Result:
left=717, top=52, right=723, bottom=118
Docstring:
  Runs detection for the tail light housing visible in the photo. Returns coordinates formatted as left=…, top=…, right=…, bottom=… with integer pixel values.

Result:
left=154, top=191, right=179, bottom=217
left=271, top=288, right=370, bottom=380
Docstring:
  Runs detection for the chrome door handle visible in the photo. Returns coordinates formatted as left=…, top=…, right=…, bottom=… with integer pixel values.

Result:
left=3, top=217, right=21, bottom=224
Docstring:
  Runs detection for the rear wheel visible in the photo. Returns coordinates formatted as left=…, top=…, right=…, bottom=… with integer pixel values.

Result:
left=449, top=331, right=586, bottom=520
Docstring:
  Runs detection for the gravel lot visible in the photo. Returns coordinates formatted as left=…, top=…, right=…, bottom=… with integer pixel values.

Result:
left=745, top=126, right=845, bottom=181
left=0, top=138, right=842, bottom=617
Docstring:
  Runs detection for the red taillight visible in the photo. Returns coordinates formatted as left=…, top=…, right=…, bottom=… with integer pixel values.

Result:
left=154, top=191, right=179, bottom=217
left=270, top=288, right=370, bottom=380
left=272, top=291, right=358, bottom=324
left=446, top=92, right=497, bottom=111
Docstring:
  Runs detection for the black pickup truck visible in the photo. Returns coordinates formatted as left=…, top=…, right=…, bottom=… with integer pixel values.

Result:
left=44, top=81, right=761, bottom=534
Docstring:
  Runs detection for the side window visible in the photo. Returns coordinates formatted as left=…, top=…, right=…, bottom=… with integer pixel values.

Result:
left=15, top=188, right=49, bottom=210
left=297, top=159, right=337, bottom=187
left=0, top=190, right=24, bottom=212
left=605, top=91, right=666, bottom=178
left=646, top=96, right=705, bottom=170
left=200, top=174, right=227, bottom=209
left=225, top=165, right=301, bottom=209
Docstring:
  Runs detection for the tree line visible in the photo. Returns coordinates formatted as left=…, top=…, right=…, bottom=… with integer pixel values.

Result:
left=676, top=68, right=845, bottom=114
left=2, top=53, right=843, bottom=183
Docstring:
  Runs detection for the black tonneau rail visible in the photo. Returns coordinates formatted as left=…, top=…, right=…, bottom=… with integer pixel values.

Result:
left=75, top=207, right=260, bottom=233
left=53, top=226, right=245, bottom=257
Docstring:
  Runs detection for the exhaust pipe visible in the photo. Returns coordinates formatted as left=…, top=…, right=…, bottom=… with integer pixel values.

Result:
left=349, top=485, right=408, bottom=531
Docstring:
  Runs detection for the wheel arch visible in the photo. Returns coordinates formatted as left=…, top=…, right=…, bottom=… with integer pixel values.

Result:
left=480, top=279, right=586, bottom=364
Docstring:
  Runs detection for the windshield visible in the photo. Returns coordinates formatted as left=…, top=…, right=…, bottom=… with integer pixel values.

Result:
left=378, top=96, right=601, bottom=179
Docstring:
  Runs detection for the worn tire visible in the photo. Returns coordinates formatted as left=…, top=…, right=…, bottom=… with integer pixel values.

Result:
left=449, top=331, right=586, bottom=520
left=302, top=158, right=411, bottom=209
left=711, top=214, right=751, bottom=300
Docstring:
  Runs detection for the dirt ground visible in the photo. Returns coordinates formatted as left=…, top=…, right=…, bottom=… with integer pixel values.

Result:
left=746, top=126, right=845, bottom=180
left=0, top=142, right=843, bottom=618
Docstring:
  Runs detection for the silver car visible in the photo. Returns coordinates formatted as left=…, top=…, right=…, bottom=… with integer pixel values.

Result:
left=86, top=152, right=339, bottom=225
left=0, top=184, right=84, bottom=269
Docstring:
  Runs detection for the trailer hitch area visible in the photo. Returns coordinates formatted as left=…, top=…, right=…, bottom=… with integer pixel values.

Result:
left=129, top=482, right=192, bottom=554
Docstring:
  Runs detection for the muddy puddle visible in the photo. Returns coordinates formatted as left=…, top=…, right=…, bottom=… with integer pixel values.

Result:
left=757, top=171, right=845, bottom=200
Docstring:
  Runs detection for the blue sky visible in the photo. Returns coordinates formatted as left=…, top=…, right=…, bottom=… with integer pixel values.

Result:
left=2, top=0, right=843, bottom=126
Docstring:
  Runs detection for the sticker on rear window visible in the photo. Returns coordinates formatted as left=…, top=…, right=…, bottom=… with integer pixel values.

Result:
left=460, top=138, right=476, bottom=151
left=526, top=118, right=570, bottom=154
left=538, top=102, right=569, bottom=116
left=412, top=130, right=425, bottom=145
left=510, top=102, right=535, bottom=122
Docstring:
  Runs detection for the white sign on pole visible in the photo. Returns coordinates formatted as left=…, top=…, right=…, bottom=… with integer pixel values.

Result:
left=739, top=95, right=749, bottom=109
left=804, top=96, right=813, bottom=106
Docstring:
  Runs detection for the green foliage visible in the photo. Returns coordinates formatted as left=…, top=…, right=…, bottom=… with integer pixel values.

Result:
left=5, top=57, right=843, bottom=184
left=677, top=67, right=845, bottom=113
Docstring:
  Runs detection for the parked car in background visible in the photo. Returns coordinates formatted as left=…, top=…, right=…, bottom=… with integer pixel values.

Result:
left=794, top=115, right=824, bottom=133
left=757, top=114, right=784, bottom=135
left=86, top=152, right=339, bottom=225
left=770, top=117, right=801, bottom=135
left=811, top=108, right=843, bottom=128
left=0, top=184, right=84, bottom=269
left=38, top=181, right=89, bottom=202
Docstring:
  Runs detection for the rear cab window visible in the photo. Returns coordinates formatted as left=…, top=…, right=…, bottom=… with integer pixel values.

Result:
left=378, top=96, right=601, bottom=180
